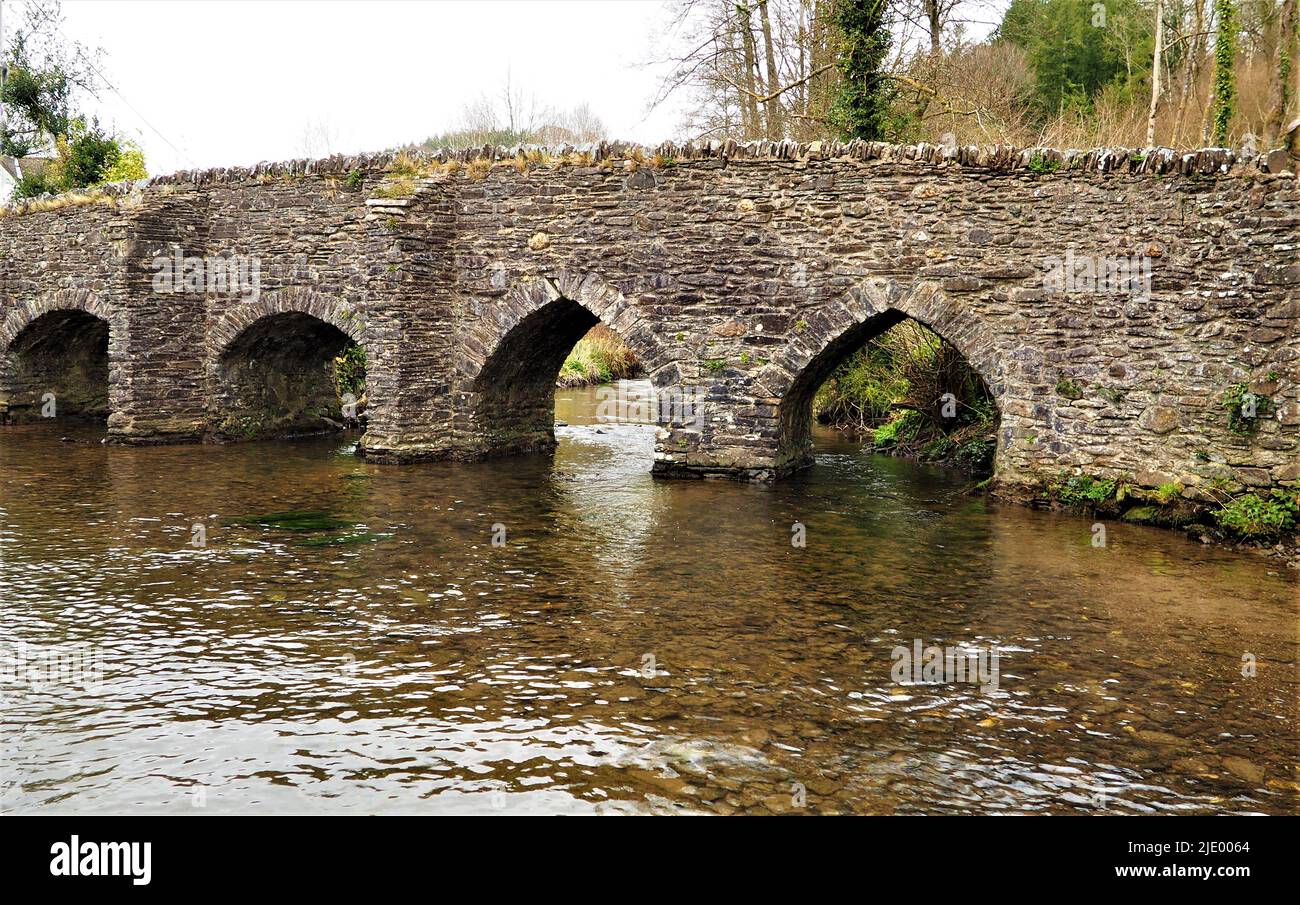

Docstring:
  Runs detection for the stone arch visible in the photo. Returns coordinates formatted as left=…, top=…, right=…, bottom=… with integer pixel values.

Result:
left=459, top=270, right=671, bottom=458
left=766, top=278, right=1007, bottom=475
left=0, top=289, right=119, bottom=423
left=207, top=287, right=370, bottom=441
left=208, top=286, right=366, bottom=354
left=0, top=289, right=117, bottom=351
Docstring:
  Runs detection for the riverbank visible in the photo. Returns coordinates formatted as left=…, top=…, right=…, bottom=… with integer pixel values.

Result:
left=987, top=476, right=1300, bottom=570
left=556, top=325, right=642, bottom=387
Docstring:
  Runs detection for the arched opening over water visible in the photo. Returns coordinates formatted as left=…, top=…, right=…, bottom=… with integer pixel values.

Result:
left=474, top=296, right=646, bottom=458
left=211, top=311, right=365, bottom=441
left=781, top=310, right=1000, bottom=477
left=0, top=309, right=110, bottom=424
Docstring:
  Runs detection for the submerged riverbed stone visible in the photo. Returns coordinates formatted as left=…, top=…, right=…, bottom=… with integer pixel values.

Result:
left=1220, top=756, right=1266, bottom=785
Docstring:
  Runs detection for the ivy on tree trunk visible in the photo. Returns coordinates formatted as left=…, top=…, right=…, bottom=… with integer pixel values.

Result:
left=829, top=0, right=892, bottom=141
left=1211, top=0, right=1237, bottom=146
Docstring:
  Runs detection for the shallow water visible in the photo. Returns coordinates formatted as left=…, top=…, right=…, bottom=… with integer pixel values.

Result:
left=1, top=380, right=1296, bottom=814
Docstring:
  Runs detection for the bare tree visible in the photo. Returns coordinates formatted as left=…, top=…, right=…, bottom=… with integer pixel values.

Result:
left=651, top=0, right=841, bottom=140
left=1147, top=0, right=1167, bottom=145
left=1264, top=0, right=1297, bottom=146
left=415, top=77, right=608, bottom=150
left=297, top=118, right=339, bottom=158
left=534, top=102, right=607, bottom=144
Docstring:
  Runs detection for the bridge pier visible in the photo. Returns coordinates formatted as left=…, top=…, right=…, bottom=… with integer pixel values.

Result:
left=99, top=196, right=212, bottom=444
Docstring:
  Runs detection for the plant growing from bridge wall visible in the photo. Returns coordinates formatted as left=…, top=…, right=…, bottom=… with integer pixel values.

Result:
left=1054, top=375, right=1084, bottom=400
left=1152, top=482, right=1184, bottom=505
left=1222, top=382, right=1271, bottom=435
left=374, top=176, right=416, bottom=199
left=0, top=188, right=118, bottom=218
left=387, top=152, right=425, bottom=178
left=1027, top=152, right=1061, bottom=174
left=553, top=151, right=594, bottom=169
left=1095, top=383, right=1126, bottom=404
left=1050, top=473, right=1118, bottom=509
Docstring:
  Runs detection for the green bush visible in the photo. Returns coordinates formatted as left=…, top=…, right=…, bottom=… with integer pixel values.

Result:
left=817, top=343, right=911, bottom=427
left=11, top=121, right=137, bottom=200
left=13, top=172, right=57, bottom=197
left=1213, top=491, right=1298, bottom=538
left=955, top=438, right=995, bottom=472
left=872, top=410, right=922, bottom=448
left=557, top=325, right=641, bottom=387
left=815, top=320, right=997, bottom=474
left=332, top=344, right=367, bottom=399
left=1051, top=473, right=1117, bottom=508
left=60, top=127, right=120, bottom=188
left=919, top=437, right=956, bottom=460
left=816, top=321, right=992, bottom=429
left=872, top=417, right=902, bottom=448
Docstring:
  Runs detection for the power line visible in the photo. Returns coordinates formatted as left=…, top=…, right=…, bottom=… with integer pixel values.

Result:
left=74, top=41, right=196, bottom=166
left=20, top=0, right=196, bottom=167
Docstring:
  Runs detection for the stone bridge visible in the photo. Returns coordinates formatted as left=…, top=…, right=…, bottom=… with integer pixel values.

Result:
left=0, top=140, right=1296, bottom=502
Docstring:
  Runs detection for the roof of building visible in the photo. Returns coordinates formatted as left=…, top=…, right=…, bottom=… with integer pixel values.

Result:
left=0, top=155, right=54, bottom=181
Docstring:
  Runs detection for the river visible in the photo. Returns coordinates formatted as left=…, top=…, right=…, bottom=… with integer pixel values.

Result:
left=1, top=380, right=1295, bottom=814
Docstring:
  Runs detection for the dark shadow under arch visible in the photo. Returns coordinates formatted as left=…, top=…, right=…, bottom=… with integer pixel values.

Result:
left=473, top=296, right=602, bottom=456
left=1, top=309, right=110, bottom=423
left=210, top=311, right=360, bottom=441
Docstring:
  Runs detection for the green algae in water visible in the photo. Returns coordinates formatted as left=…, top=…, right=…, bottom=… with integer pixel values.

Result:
left=298, top=531, right=394, bottom=547
left=225, top=510, right=355, bottom=533
left=224, top=509, right=391, bottom=546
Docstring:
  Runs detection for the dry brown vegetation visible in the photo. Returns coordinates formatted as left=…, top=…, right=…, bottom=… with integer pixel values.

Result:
left=654, top=0, right=1299, bottom=152
left=557, top=325, right=643, bottom=387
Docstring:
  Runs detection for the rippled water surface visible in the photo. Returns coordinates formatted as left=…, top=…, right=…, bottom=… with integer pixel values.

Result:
left=1, top=381, right=1296, bottom=814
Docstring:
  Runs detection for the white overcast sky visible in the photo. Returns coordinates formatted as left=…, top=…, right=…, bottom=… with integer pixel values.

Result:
left=48, top=0, right=687, bottom=176
left=41, top=0, right=1004, bottom=178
